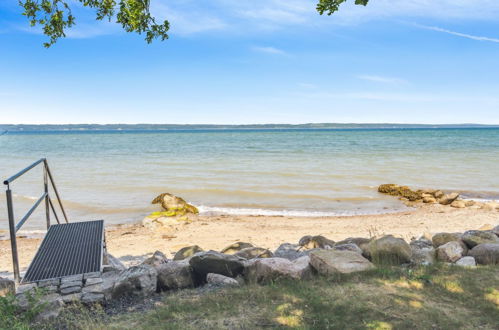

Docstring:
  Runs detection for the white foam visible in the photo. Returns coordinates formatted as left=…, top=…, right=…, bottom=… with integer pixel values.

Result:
left=197, top=205, right=406, bottom=217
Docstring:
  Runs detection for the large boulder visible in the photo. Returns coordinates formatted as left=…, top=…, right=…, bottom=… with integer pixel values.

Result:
left=493, top=225, right=499, bottom=236
left=461, top=230, right=499, bottom=249
left=438, top=193, right=460, bottom=205
left=298, top=235, right=335, bottom=249
left=189, top=251, right=245, bottom=279
left=0, top=277, right=15, bottom=297
left=234, top=247, right=273, bottom=260
left=436, top=241, right=465, bottom=263
left=309, top=250, right=374, bottom=275
left=156, top=260, right=196, bottom=290
left=432, top=232, right=463, bottom=248
left=152, top=193, right=199, bottom=214
left=468, top=243, right=499, bottom=265
left=367, top=235, right=412, bottom=265
left=174, top=245, right=204, bottom=261
left=112, top=264, right=157, bottom=299
left=410, top=240, right=436, bottom=265
left=244, top=256, right=313, bottom=283
left=273, top=243, right=306, bottom=261
left=221, top=242, right=254, bottom=255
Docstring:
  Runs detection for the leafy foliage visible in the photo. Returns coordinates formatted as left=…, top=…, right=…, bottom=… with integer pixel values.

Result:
left=317, top=0, right=369, bottom=15
left=19, top=1, right=369, bottom=47
left=19, top=0, right=169, bottom=47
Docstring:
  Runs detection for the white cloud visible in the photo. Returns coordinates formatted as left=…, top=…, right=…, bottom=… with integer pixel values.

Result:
left=252, top=46, right=287, bottom=55
left=414, top=24, right=499, bottom=43
left=357, top=75, right=408, bottom=84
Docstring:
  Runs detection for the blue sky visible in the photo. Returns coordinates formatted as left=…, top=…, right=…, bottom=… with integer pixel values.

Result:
left=1, top=0, right=499, bottom=124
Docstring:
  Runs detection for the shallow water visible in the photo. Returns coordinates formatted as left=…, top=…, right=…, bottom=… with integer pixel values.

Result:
left=0, top=128, right=498, bottom=230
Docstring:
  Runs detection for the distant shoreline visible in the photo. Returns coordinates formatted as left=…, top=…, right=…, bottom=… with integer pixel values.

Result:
left=1, top=123, right=499, bottom=132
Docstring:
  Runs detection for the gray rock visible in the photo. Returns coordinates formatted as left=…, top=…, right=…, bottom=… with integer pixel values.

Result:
left=189, top=251, right=245, bottom=279
left=299, top=235, right=335, bottom=249
left=37, top=278, right=60, bottom=288
left=333, top=243, right=363, bottom=255
left=83, top=272, right=101, bottom=279
left=436, top=241, right=465, bottom=263
left=104, top=253, right=126, bottom=272
left=273, top=243, right=306, bottom=261
left=102, top=271, right=119, bottom=301
left=0, top=277, right=15, bottom=296
left=60, top=286, right=82, bottom=295
left=157, top=260, right=196, bottom=290
left=16, top=283, right=36, bottom=295
left=368, top=235, right=412, bottom=265
left=309, top=250, right=375, bottom=275
left=61, top=274, right=84, bottom=283
left=142, top=250, right=168, bottom=268
left=60, top=280, right=83, bottom=290
left=112, top=264, right=157, bottom=299
left=455, top=256, right=476, bottom=267
left=220, top=242, right=253, bottom=255
left=206, top=273, right=240, bottom=287
left=334, top=237, right=372, bottom=257
left=174, top=245, right=204, bottom=261
left=81, top=292, right=105, bottom=305
left=461, top=230, right=499, bottom=249
left=85, top=277, right=103, bottom=286
left=41, top=285, right=58, bottom=293
left=34, top=293, right=64, bottom=322
left=410, top=244, right=436, bottom=265
left=61, top=293, right=82, bottom=303
left=492, top=225, right=499, bottom=236
left=82, top=283, right=103, bottom=294
left=234, top=247, right=273, bottom=260
left=468, top=243, right=499, bottom=265
left=410, top=239, right=433, bottom=249
left=244, top=256, right=313, bottom=284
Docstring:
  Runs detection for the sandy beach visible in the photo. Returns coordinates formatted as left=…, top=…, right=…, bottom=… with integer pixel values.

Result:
left=1, top=203, right=497, bottom=277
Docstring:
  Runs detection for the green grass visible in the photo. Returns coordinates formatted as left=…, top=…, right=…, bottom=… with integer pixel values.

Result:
left=6, top=264, right=499, bottom=330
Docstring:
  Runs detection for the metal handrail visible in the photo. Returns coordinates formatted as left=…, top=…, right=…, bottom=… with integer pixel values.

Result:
left=3, top=158, right=69, bottom=283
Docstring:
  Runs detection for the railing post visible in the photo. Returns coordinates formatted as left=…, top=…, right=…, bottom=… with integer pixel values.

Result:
left=6, top=187, right=21, bottom=283
left=44, top=162, right=50, bottom=229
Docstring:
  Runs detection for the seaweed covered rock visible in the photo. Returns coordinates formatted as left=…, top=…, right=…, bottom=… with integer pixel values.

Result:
left=438, top=193, right=460, bottom=206
left=174, top=245, right=204, bottom=261
left=221, top=242, right=254, bottom=255
left=152, top=193, right=199, bottom=214
left=234, top=247, right=273, bottom=260
left=309, top=250, right=374, bottom=275
left=377, top=184, right=422, bottom=201
left=143, top=193, right=199, bottom=228
left=367, top=235, right=412, bottom=265
left=298, top=235, right=335, bottom=249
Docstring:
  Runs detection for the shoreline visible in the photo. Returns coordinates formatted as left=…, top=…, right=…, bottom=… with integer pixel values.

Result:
left=1, top=203, right=497, bottom=277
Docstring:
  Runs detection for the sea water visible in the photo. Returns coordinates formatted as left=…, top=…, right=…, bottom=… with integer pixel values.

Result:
left=0, top=128, right=498, bottom=230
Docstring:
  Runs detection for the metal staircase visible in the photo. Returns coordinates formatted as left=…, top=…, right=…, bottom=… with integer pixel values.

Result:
left=3, top=159, right=105, bottom=283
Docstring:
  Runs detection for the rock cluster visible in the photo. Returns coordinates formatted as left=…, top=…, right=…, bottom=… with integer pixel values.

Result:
left=9, top=224, right=499, bottom=322
left=378, top=184, right=499, bottom=211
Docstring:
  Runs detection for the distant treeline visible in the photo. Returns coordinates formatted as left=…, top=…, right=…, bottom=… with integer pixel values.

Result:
left=0, top=123, right=497, bottom=132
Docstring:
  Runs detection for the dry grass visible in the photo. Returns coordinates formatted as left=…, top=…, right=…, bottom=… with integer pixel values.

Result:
left=25, top=264, right=496, bottom=330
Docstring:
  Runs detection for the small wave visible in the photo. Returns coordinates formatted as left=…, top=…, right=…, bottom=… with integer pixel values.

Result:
left=197, top=205, right=405, bottom=217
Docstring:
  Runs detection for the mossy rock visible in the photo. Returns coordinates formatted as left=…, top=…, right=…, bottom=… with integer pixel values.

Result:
left=174, top=245, right=204, bottom=261
left=152, top=193, right=199, bottom=214
left=298, top=235, right=335, bottom=249
left=221, top=242, right=254, bottom=255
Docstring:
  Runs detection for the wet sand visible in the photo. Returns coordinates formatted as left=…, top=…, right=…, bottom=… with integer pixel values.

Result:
left=1, top=204, right=497, bottom=277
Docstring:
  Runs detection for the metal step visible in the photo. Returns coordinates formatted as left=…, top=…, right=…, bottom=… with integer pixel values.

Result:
left=22, top=220, right=104, bottom=283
